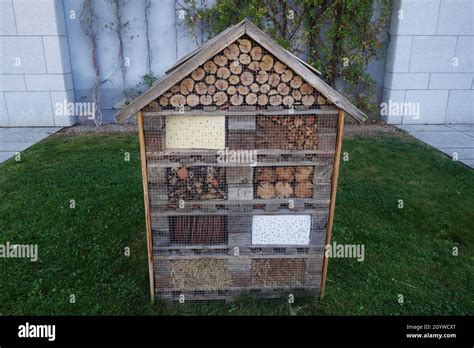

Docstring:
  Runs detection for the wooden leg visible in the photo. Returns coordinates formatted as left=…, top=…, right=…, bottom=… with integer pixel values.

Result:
left=137, top=111, right=155, bottom=302
left=320, top=110, right=345, bottom=299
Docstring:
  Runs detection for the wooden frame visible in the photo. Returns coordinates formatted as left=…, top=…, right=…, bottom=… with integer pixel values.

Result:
left=124, top=19, right=366, bottom=302
left=137, top=110, right=156, bottom=301
left=320, top=109, right=345, bottom=299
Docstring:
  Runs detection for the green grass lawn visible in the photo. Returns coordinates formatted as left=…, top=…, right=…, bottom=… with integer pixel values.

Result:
left=0, top=130, right=472, bottom=315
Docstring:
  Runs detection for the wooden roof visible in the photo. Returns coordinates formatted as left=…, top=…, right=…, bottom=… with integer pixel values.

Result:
left=116, top=19, right=367, bottom=122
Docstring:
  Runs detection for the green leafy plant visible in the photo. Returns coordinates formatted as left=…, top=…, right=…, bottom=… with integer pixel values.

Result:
left=176, top=0, right=393, bottom=117
left=123, top=72, right=159, bottom=104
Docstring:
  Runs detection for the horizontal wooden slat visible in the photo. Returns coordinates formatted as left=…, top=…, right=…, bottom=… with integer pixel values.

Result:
left=142, top=108, right=338, bottom=117
left=151, top=208, right=329, bottom=217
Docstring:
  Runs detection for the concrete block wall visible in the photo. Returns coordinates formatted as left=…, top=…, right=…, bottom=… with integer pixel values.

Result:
left=0, top=0, right=76, bottom=126
left=382, top=0, right=473, bottom=124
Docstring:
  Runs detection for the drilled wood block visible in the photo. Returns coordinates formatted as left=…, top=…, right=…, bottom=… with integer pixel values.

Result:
left=165, top=115, right=226, bottom=150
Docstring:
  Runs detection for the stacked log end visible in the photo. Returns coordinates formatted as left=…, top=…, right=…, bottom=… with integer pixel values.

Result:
left=153, top=38, right=329, bottom=109
left=255, top=167, right=314, bottom=199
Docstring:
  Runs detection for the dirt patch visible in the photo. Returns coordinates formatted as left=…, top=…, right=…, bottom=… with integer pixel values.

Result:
left=57, top=123, right=137, bottom=136
left=344, top=121, right=407, bottom=138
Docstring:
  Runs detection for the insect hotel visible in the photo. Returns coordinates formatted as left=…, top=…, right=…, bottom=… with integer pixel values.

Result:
left=117, top=19, right=366, bottom=302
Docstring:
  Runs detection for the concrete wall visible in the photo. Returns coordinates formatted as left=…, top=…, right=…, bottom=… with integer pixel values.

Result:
left=382, top=0, right=474, bottom=124
left=63, top=0, right=201, bottom=123
left=0, top=0, right=76, bottom=126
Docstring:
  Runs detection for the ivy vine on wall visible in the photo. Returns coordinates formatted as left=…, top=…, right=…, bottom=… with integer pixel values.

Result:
left=80, top=0, right=158, bottom=123
left=176, top=0, right=393, bottom=116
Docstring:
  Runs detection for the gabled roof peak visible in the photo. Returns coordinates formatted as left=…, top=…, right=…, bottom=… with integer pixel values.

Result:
left=116, top=20, right=366, bottom=122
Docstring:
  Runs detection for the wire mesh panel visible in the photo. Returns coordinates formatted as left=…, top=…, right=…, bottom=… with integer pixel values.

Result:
left=169, top=216, right=228, bottom=245
left=144, top=110, right=340, bottom=302
left=140, top=36, right=342, bottom=302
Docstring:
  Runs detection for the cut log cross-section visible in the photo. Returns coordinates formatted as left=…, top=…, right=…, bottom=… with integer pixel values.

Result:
left=245, top=93, right=258, bottom=105
left=230, top=61, right=242, bottom=74
left=260, top=55, right=274, bottom=71
left=250, top=46, right=263, bottom=61
left=239, top=54, right=251, bottom=65
left=230, top=94, right=244, bottom=106
left=248, top=61, right=260, bottom=71
left=224, top=43, right=239, bottom=60
left=213, top=91, right=228, bottom=106
left=191, top=68, right=205, bottom=81
left=203, top=60, right=217, bottom=74
left=258, top=94, right=269, bottom=106
left=217, top=67, right=231, bottom=79
left=281, top=69, right=293, bottom=83
left=274, top=61, right=286, bottom=74
left=238, top=38, right=252, bottom=53
left=205, top=75, right=216, bottom=85
left=215, top=79, right=229, bottom=91
left=154, top=36, right=338, bottom=111
left=195, top=82, right=207, bottom=95
left=159, top=96, right=169, bottom=107
left=170, top=94, right=185, bottom=107
left=214, top=55, right=228, bottom=67
left=179, top=78, right=194, bottom=95
left=186, top=94, right=199, bottom=107
left=229, top=75, right=240, bottom=85
left=256, top=71, right=269, bottom=84
left=240, top=71, right=254, bottom=86
left=200, top=95, right=212, bottom=105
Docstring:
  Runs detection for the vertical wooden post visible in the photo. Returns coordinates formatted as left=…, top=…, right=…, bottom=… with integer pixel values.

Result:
left=137, top=110, right=155, bottom=302
left=320, top=109, right=345, bottom=299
